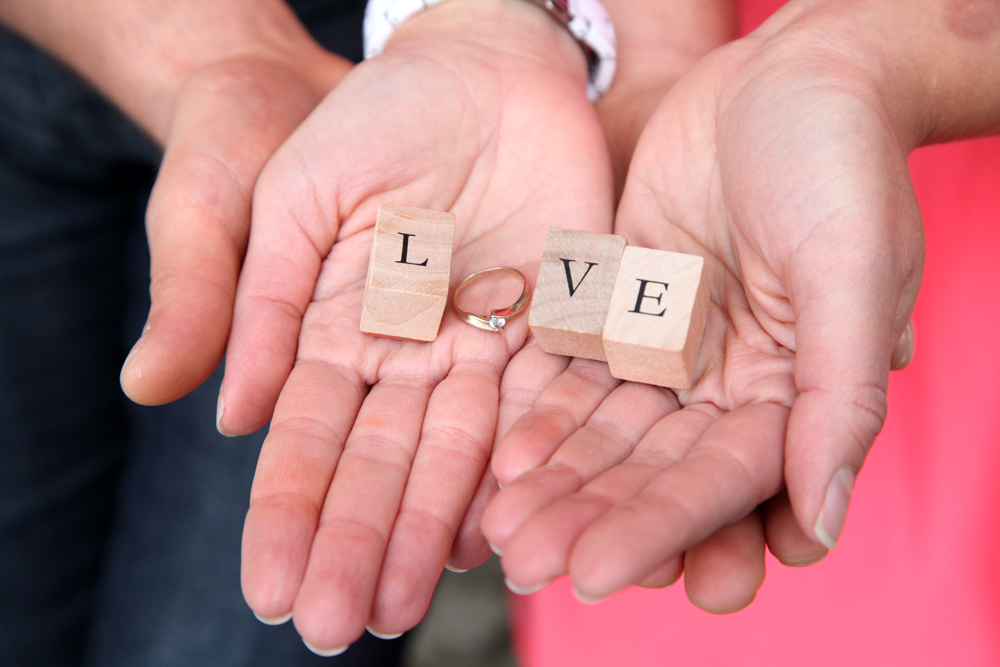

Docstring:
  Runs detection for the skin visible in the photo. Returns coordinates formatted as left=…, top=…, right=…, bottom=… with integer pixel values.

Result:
left=9, top=0, right=997, bottom=653
left=484, top=0, right=1000, bottom=608
left=221, top=0, right=766, bottom=650
left=221, top=0, right=615, bottom=651
left=1, top=0, right=751, bottom=651
left=219, top=0, right=760, bottom=651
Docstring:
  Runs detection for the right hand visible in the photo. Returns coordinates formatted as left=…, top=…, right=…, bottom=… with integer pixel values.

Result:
left=221, top=0, right=616, bottom=651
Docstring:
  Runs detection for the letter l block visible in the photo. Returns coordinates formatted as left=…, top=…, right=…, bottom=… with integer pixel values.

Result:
left=602, top=246, right=709, bottom=389
left=360, top=205, right=455, bottom=341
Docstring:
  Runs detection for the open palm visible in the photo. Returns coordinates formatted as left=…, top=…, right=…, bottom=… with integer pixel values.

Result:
left=486, top=6, right=924, bottom=610
left=220, top=5, right=614, bottom=652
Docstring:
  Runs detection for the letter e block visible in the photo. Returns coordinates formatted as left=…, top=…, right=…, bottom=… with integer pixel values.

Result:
left=602, top=247, right=709, bottom=389
left=360, top=205, right=455, bottom=341
left=528, top=228, right=627, bottom=361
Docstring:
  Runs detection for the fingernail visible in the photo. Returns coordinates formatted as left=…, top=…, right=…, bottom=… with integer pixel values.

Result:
left=504, top=577, right=549, bottom=596
left=573, top=587, right=604, bottom=605
left=488, top=541, right=502, bottom=557
left=891, top=320, right=916, bottom=370
left=216, top=392, right=233, bottom=437
left=366, top=627, right=403, bottom=640
left=302, top=639, right=349, bottom=657
left=120, top=324, right=150, bottom=380
left=444, top=564, right=468, bottom=573
left=253, top=611, right=292, bottom=625
left=814, top=467, right=856, bottom=549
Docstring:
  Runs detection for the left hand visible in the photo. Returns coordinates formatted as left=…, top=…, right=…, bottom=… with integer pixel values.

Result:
left=120, top=50, right=349, bottom=404
left=483, top=0, right=925, bottom=610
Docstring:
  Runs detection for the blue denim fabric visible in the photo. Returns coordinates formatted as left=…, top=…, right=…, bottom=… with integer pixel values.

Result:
left=0, top=3, right=406, bottom=665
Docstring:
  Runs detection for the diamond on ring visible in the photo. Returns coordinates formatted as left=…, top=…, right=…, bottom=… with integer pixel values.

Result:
left=488, top=315, right=506, bottom=331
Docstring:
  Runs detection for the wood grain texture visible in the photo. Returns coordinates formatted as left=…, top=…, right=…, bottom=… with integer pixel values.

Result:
left=528, top=227, right=627, bottom=361
left=602, top=246, right=709, bottom=389
left=360, top=205, right=455, bottom=341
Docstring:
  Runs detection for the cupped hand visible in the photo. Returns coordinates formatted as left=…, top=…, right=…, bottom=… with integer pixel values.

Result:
left=223, top=0, right=615, bottom=652
left=119, top=43, right=350, bottom=405
left=484, top=1, right=924, bottom=610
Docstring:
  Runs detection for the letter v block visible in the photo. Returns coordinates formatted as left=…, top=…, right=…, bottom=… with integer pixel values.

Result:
left=360, top=205, right=455, bottom=341
left=528, top=227, right=627, bottom=361
left=602, top=246, right=709, bottom=389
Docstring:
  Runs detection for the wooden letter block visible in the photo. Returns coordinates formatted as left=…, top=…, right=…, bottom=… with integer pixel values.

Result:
left=360, top=205, right=455, bottom=341
left=528, top=227, right=627, bottom=362
left=602, top=246, right=709, bottom=389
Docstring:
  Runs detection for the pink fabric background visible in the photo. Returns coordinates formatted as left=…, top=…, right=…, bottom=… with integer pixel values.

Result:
left=509, top=2, right=1000, bottom=664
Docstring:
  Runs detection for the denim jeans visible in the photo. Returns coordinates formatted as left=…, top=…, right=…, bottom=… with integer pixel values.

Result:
left=0, top=3, right=406, bottom=665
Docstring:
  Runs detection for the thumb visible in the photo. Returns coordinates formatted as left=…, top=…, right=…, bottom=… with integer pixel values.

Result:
left=120, top=58, right=345, bottom=405
left=784, top=219, right=923, bottom=549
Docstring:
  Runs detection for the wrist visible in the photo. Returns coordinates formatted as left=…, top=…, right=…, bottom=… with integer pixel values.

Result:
left=0, top=0, right=344, bottom=143
left=596, top=0, right=737, bottom=181
left=381, top=0, right=591, bottom=96
left=110, top=0, right=347, bottom=143
left=764, top=0, right=1000, bottom=149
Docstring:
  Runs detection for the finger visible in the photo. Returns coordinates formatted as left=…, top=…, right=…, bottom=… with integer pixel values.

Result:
left=495, top=341, right=571, bottom=448
left=217, top=153, right=342, bottom=435
left=491, top=357, right=621, bottom=487
left=446, top=467, right=501, bottom=572
left=761, top=490, right=828, bottom=567
left=786, top=267, right=913, bottom=549
left=292, top=378, right=432, bottom=653
left=683, top=512, right=766, bottom=614
left=782, top=164, right=925, bottom=546
left=634, top=557, right=684, bottom=590
left=890, top=317, right=916, bottom=370
left=498, top=405, right=713, bottom=595
left=568, top=402, right=787, bottom=601
left=482, top=381, right=677, bottom=552
left=241, top=360, right=366, bottom=622
left=367, top=364, right=500, bottom=636
left=121, top=60, right=328, bottom=406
